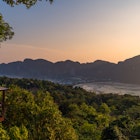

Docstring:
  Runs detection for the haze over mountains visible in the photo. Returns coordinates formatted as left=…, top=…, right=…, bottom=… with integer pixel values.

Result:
left=0, top=55, right=140, bottom=84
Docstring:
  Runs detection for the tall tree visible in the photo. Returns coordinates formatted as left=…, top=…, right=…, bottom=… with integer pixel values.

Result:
left=0, top=0, right=53, bottom=42
left=2, top=0, right=53, bottom=8
left=5, top=86, right=78, bottom=140
left=0, top=14, right=14, bottom=42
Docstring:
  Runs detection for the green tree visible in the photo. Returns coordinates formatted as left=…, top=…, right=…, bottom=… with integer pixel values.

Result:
left=126, top=105, right=140, bottom=120
left=9, top=125, right=28, bottom=140
left=0, top=14, right=14, bottom=42
left=101, top=125, right=127, bottom=140
left=79, top=121, right=101, bottom=140
left=131, top=123, right=140, bottom=139
left=0, top=124, right=10, bottom=140
left=99, top=103, right=111, bottom=115
left=5, top=87, right=78, bottom=140
left=101, top=116, right=134, bottom=140
left=34, top=91, right=78, bottom=140
left=3, top=0, right=53, bottom=8
left=5, top=86, right=35, bottom=127
left=1, top=0, right=53, bottom=42
left=0, top=77, right=140, bottom=140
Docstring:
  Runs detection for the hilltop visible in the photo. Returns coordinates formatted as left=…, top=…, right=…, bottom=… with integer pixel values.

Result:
left=0, top=55, right=140, bottom=84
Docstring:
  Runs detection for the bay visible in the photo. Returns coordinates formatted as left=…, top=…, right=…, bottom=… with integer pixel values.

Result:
left=76, top=82, right=140, bottom=96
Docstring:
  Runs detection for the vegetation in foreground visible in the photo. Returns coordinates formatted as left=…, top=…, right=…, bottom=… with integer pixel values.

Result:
left=0, top=77, right=140, bottom=139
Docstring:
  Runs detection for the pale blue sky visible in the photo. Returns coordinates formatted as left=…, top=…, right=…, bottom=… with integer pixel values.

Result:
left=1, top=0, right=140, bottom=63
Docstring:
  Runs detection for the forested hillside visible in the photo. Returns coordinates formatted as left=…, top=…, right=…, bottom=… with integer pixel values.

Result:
left=1, top=55, right=140, bottom=84
left=0, top=77, right=140, bottom=139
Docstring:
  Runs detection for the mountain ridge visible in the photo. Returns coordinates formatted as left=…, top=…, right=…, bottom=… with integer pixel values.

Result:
left=0, top=55, right=140, bottom=84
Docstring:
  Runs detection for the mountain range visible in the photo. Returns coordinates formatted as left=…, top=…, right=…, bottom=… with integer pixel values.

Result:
left=0, top=55, right=140, bottom=84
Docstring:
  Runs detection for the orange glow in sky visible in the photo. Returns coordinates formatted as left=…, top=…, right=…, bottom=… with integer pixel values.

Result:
left=1, top=0, right=140, bottom=63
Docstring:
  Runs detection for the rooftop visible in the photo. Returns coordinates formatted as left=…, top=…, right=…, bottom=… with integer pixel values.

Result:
left=0, top=87, right=8, bottom=91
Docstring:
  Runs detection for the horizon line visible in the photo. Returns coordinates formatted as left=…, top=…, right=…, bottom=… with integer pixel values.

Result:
left=1, top=54, right=140, bottom=65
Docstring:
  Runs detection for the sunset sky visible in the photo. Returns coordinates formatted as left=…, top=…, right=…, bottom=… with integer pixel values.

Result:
left=1, top=0, right=140, bottom=63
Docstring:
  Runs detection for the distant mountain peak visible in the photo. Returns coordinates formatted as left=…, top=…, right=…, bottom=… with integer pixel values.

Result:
left=23, top=58, right=52, bottom=64
left=125, top=55, right=140, bottom=62
left=118, top=55, right=140, bottom=64
left=1, top=55, right=140, bottom=84
left=55, top=60, right=80, bottom=65
left=93, top=60, right=112, bottom=65
left=24, top=58, right=33, bottom=62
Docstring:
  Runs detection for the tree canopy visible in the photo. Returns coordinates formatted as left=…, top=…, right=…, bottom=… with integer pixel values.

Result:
left=3, top=0, right=53, bottom=8
left=0, top=0, right=53, bottom=42
left=0, top=77, right=140, bottom=139
left=0, top=14, right=14, bottom=42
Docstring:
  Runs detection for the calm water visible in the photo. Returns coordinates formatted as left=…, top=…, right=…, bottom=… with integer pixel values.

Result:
left=76, top=82, right=140, bottom=96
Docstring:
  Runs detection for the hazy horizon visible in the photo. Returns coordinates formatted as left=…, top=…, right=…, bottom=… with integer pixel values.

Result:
left=0, top=54, right=139, bottom=65
left=1, top=0, right=140, bottom=63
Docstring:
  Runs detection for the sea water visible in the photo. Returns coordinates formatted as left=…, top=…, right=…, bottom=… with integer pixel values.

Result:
left=76, top=82, right=140, bottom=96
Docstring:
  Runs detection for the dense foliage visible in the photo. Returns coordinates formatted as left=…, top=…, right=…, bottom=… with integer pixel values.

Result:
left=0, top=0, right=53, bottom=42
left=3, top=0, right=53, bottom=8
left=0, top=14, right=14, bottom=42
left=0, top=77, right=140, bottom=139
